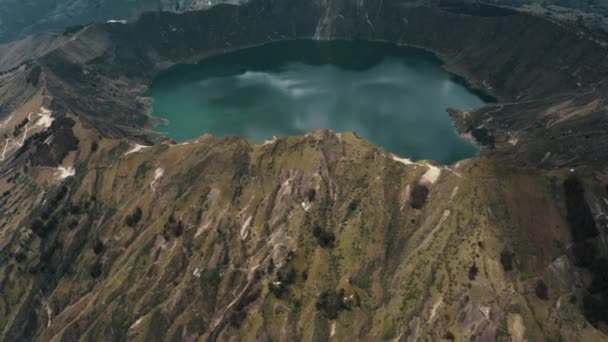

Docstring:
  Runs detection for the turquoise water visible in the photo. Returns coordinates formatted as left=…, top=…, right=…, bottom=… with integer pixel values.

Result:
left=147, top=40, right=487, bottom=164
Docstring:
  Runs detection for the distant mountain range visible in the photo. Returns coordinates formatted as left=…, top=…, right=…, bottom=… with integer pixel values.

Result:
left=0, top=0, right=246, bottom=43
left=1, top=0, right=608, bottom=43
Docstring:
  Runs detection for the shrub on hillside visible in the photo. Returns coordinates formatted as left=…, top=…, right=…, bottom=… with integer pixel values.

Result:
left=90, top=262, right=103, bottom=278
left=468, top=263, right=479, bottom=280
left=277, top=263, right=296, bottom=284
left=93, top=239, right=105, bottom=255
left=535, top=280, right=549, bottom=300
left=316, top=289, right=350, bottom=319
left=163, top=214, right=184, bottom=239
left=313, top=225, right=335, bottom=248
left=410, top=184, right=429, bottom=209
left=125, top=207, right=143, bottom=227
left=500, top=250, right=514, bottom=272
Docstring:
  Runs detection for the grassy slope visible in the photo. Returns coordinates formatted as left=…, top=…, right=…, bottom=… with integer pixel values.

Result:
left=0, top=124, right=606, bottom=340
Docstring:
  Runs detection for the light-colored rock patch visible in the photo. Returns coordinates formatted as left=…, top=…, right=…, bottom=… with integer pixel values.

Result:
left=129, top=317, right=143, bottom=330
left=35, top=107, right=54, bottom=129
left=449, top=186, right=459, bottom=202
left=507, top=313, right=526, bottom=342
left=55, top=166, right=75, bottom=180
left=125, top=144, right=149, bottom=156
left=549, top=255, right=574, bottom=288
left=263, top=136, right=278, bottom=145
left=422, top=165, right=441, bottom=184
left=428, top=296, right=443, bottom=323
left=391, top=153, right=415, bottom=165
left=508, top=132, right=519, bottom=146
left=240, top=215, right=253, bottom=240
left=301, top=201, right=311, bottom=212
left=150, top=168, right=164, bottom=193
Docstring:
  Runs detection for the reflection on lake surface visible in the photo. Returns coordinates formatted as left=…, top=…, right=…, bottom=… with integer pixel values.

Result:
left=147, top=40, right=487, bottom=164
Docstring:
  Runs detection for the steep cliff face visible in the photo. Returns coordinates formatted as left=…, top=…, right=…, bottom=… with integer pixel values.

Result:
left=0, top=0, right=608, bottom=341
